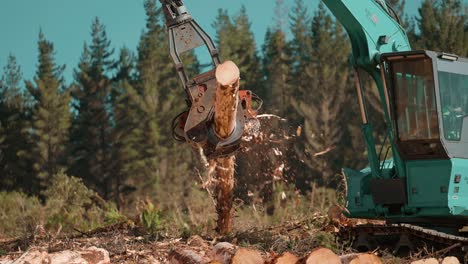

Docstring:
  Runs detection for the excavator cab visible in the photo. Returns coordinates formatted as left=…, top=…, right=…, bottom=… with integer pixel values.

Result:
left=344, top=51, right=468, bottom=231
left=381, top=50, right=468, bottom=160
left=344, top=50, right=468, bottom=230
left=320, top=0, right=468, bottom=243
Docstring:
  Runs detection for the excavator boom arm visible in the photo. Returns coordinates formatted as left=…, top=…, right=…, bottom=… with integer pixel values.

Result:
left=322, top=0, right=412, bottom=178
left=322, top=0, right=411, bottom=68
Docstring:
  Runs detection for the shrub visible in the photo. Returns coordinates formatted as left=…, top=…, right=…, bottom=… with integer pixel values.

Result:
left=0, top=191, right=43, bottom=238
left=43, top=171, right=110, bottom=233
left=0, top=171, right=122, bottom=238
left=139, top=200, right=162, bottom=235
left=105, top=204, right=127, bottom=225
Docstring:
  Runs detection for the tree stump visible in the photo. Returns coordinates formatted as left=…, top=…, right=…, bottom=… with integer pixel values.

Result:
left=213, top=61, right=240, bottom=234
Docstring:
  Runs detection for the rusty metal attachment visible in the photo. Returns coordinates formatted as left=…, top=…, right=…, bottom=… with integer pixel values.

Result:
left=161, top=0, right=262, bottom=158
left=171, top=68, right=261, bottom=158
left=159, top=0, right=221, bottom=91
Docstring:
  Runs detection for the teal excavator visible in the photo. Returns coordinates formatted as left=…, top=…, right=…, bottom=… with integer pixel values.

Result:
left=158, top=0, right=468, bottom=253
left=321, top=0, right=468, bottom=235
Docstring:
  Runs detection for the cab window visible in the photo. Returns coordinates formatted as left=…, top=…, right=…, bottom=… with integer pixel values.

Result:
left=438, top=71, right=468, bottom=141
left=391, top=57, right=439, bottom=141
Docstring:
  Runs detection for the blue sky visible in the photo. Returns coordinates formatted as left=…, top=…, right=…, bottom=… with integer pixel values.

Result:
left=0, top=0, right=424, bottom=82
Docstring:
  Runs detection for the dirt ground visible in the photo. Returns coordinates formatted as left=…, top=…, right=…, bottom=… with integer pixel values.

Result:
left=1, top=219, right=444, bottom=264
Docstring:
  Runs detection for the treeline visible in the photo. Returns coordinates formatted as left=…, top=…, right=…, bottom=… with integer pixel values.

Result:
left=0, top=0, right=466, bottom=212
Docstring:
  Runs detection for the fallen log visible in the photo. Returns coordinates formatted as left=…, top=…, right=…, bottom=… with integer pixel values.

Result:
left=442, top=256, right=460, bottom=264
left=410, top=258, right=439, bottom=264
left=210, top=242, right=238, bottom=264
left=348, top=253, right=382, bottom=264
left=213, top=61, right=240, bottom=234
left=210, top=242, right=264, bottom=264
left=6, top=247, right=110, bottom=264
left=271, top=252, right=300, bottom=264
left=231, top=248, right=264, bottom=264
left=302, top=248, right=341, bottom=264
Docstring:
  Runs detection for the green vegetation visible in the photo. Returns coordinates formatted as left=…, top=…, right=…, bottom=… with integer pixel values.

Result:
left=70, top=17, right=114, bottom=198
left=26, top=32, right=71, bottom=193
left=139, top=200, right=163, bottom=235
left=0, top=55, right=31, bottom=193
left=0, top=171, right=119, bottom=238
left=0, top=0, right=466, bottom=239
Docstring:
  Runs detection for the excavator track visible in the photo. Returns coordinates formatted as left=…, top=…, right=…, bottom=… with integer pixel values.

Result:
left=339, top=223, right=468, bottom=260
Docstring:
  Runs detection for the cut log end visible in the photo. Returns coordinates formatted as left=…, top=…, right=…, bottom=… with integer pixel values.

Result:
left=348, top=254, right=383, bottom=264
left=231, top=248, right=264, bottom=264
left=272, top=252, right=299, bottom=264
left=216, top=61, right=240, bottom=86
left=304, top=248, right=341, bottom=264
left=211, top=242, right=237, bottom=263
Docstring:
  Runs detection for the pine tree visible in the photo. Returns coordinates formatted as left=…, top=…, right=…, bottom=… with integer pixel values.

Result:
left=286, top=0, right=314, bottom=187
left=1, top=55, right=23, bottom=103
left=213, top=9, right=236, bottom=63
left=213, top=6, right=264, bottom=97
left=71, top=18, right=114, bottom=198
left=288, top=0, right=311, bottom=108
left=136, top=0, right=176, bottom=172
left=130, top=0, right=197, bottom=209
left=262, top=27, right=290, bottom=116
left=289, top=0, right=311, bottom=68
left=292, top=3, right=351, bottom=184
left=261, top=0, right=291, bottom=115
left=109, top=48, right=142, bottom=207
left=414, top=0, right=467, bottom=56
left=0, top=55, right=31, bottom=191
left=25, top=32, right=71, bottom=192
left=137, top=0, right=180, bottom=144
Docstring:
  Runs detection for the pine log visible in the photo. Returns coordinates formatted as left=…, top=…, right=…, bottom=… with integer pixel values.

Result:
left=271, top=252, right=299, bottom=264
left=213, top=61, right=240, bottom=234
left=340, top=253, right=361, bottom=264
left=231, top=248, right=265, bottom=264
left=410, top=258, right=439, bottom=264
left=348, top=254, right=382, bottom=264
left=210, top=242, right=237, bottom=264
left=442, top=256, right=461, bottom=264
left=303, top=248, right=341, bottom=264
left=214, top=60, right=240, bottom=138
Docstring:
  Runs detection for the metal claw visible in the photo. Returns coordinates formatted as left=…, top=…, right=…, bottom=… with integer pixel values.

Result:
left=159, top=0, right=221, bottom=92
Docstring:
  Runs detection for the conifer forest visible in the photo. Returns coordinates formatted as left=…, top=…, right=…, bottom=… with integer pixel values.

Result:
left=0, top=0, right=467, bottom=262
